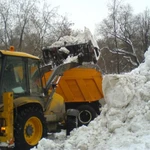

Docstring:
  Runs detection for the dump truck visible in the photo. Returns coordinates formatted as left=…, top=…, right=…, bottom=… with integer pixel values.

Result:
left=42, top=28, right=104, bottom=126
left=42, top=65, right=103, bottom=126
left=0, top=47, right=84, bottom=150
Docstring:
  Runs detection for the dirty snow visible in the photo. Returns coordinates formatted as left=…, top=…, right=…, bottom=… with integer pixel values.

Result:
left=32, top=47, right=150, bottom=150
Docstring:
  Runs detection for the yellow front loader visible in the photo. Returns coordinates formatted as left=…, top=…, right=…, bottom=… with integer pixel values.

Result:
left=0, top=48, right=79, bottom=150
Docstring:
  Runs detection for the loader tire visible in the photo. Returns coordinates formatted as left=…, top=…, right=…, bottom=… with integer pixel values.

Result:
left=14, top=106, right=47, bottom=150
left=77, top=105, right=97, bottom=126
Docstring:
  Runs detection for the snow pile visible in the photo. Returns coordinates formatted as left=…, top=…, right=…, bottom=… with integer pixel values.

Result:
left=42, top=28, right=100, bottom=67
left=32, top=47, right=150, bottom=150
left=49, top=27, right=99, bottom=50
left=32, top=131, right=66, bottom=150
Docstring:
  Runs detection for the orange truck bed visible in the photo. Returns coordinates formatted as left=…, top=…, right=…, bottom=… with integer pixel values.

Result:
left=42, top=66, right=104, bottom=126
left=43, top=67, right=104, bottom=103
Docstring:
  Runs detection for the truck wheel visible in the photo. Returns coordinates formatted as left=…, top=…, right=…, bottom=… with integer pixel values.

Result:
left=77, top=105, right=97, bottom=126
left=14, top=106, right=47, bottom=150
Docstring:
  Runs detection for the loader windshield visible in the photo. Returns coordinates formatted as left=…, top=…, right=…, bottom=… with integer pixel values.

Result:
left=2, top=56, right=27, bottom=96
left=0, top=55, right=43, bottom=98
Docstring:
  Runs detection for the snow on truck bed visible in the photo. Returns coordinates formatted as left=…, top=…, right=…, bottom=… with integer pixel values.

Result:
left=32, top=47, right=150, bottom=150
left=48, top=27, right=99, bottom=50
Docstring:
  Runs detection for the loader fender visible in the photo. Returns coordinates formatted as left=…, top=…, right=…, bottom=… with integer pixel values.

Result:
left=13, top=97, right=44, bottom=109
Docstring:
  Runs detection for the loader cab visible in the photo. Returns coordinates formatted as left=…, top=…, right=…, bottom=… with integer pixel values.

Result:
left=0, top=51, right=43, bottom=101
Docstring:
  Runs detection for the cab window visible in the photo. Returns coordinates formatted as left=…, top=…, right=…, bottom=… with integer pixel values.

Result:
left=3, top=56, right=26, bottom=94
left=28, top=59, right=42, bottom=95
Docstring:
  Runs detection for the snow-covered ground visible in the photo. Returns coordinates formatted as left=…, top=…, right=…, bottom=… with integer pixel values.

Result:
left=32, top=47, right=150, bottom=150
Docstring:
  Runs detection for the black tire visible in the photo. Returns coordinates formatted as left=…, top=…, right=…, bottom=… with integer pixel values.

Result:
left=77, top=105, right=97, bottom=126
left=14, top=106, right=47, bottom=150
left=66, top=116, right=78, bottom=136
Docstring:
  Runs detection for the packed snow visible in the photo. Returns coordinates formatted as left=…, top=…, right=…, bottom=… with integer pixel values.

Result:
left=46, top=27, right=100, bottom=62
left=32, top=47, right=150, bottom=150
left=48, top=27, right=99, bottom=49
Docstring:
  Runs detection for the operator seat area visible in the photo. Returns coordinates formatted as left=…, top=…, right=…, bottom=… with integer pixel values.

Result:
left=3, top=64, right=16, bottom=92
left=3, top=64, right=23, bottom=94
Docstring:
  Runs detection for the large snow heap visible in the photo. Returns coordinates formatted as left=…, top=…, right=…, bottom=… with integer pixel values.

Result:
left=61, top=48, right=150, bottom=150
left=32, top=47, right=150, bottom=150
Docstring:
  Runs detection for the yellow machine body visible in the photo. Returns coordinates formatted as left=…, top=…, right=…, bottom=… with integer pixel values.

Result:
left=0, top=49, right=66, bottom=149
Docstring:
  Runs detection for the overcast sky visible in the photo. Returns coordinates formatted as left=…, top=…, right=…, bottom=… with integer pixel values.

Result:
left=49, top=0, right=150, bottom=34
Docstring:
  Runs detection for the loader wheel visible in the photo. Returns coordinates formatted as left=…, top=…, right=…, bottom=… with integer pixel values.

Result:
left=77, top=105, right=97, bottom=126
left=14, top=106, right=47, bottom=150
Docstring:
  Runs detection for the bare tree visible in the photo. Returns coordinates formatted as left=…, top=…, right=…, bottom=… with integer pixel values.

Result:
left=96, top=1, right=142, bottom=74
left=0, top=1, right=13, bottom=49
left=50, top=16, right=73, bottom=41
left=24, top=3, right=59, bottom=56
left=0, top=0, right=73, bottom=57
left=109, top=0, right=120, bottom=73
left=24, top=3, right=73, bottom=57
left=14, top=0, right=38, bottom=51
left=136, top=9, right=150, bottom=53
